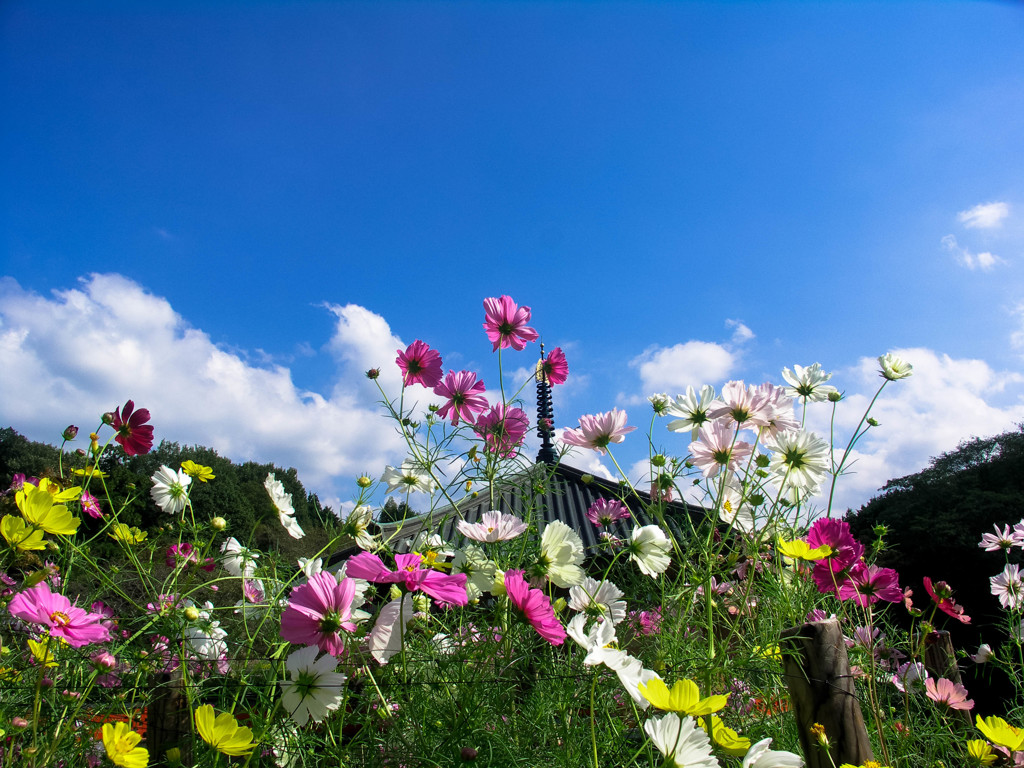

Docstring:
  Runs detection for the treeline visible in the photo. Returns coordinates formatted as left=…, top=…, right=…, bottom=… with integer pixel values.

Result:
left=0, top=426, right=341, bottom=562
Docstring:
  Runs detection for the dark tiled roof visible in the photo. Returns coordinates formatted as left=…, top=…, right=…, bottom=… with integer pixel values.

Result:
left=342, top=461, right=703, bottom=559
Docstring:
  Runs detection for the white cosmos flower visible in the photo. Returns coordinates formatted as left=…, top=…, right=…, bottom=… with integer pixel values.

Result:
left=280, top=645, right=346, bottom=727
left=666, top=385, right=717, bottom=438
left=566, top=615, right=658, bottom=709
left=368, top=595, right=416, bottom=664
left=220, top=537, right=260, bottom=577
left=628, top=525, right=672, bottom=578
left=781, top=363, right=838, bottom=403
left=380, top=459, right=437, bottom=494
left=265, top=473, right=305, bottom=539
left=742, top=738, right=803, bottom=768
left=343, top=505, right=377, bottom=551
left=878, top=352, right=913, bottom=381
left=456, top=510, right=528, bottom=542
left=450, top=546, right=496, bottom=602
left=644, top=713, right=719, bottom=768
left=150, top=465, right=192, bottom=515
left=298, top=557, right=323, bottom=580
left=568, top=577, right=626, bottom=625
left=718, top=483, right=757, bottom=535
left=539, top=520, right=585, bottom=588
left=765, top=430, right=831, bottom=494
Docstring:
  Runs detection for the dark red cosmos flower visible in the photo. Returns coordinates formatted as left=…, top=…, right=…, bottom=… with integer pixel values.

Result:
left=923, top=577, right=971, bottom=624
left=111, top=399, right=154, bottom=456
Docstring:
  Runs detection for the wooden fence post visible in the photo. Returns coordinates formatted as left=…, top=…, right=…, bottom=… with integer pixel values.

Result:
left=923, top=630, right=972, bottom=726
left=780, top=618, right=874, bottom=768
left=146, top=668, right=193, bottom=766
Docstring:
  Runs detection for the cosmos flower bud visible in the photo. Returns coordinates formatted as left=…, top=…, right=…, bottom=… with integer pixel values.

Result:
left=62, top=425, right=79, bottom=441
left=365, top=368, right=380, bottom=379
left=827, top=390, right=843, bottom=402
left=651, top=454, right=666, bottom=467
left=460, top=747, right=478, bottom=761
left=356, top=475, right=373, bottom=488
left=867, top=417, right=880, bottom=427
left=183, top=606, right=200, bottom=621
left=210, top=517, right=227, bottom=531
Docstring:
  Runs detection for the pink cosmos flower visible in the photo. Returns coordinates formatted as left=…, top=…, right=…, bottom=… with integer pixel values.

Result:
left=396, top=340, right=443, bottom=388
left=280, top=571, right=357, bottom=656
left=990, top=564, right=1024, bottom=610
left=707, top=381, right=772, bottom=428
left=586, top=498, right=631, bottom=527
left=346, top=552, right=468, bottom=607
left=560, top=409, right=637, bottom=455
left=754, top=382, right=800, bottom=436
left=838, top=562, right=902, bottom=607
left=433, top=370, right=488, bottom=425
left=807, top=518, right=865, bottom=594
left=504, top=569, right=566, bottom=645
left=166, top=543, right=200, bottom=569
left=540, top=347, right=568, bottom=385
left=8, top=582, right=111, bottom=647
left=111, top=399, right=154, bottom=456
left=456, top=510, right=528, bottom=542
left=687, top=420, right=754, bottom=478
left=922, top=577, right=971, bottom=624
left=979, top=524, right=1023, bottom=551
left=925, top=677, right=974, bottom=710
left=80, top=490, right=103, bottom=519
left=483, top=295, right=539, bottom=351
left=473, top=404, right=529, bottom=457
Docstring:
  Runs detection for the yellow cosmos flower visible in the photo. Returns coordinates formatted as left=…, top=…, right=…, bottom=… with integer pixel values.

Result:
left=101, top=721, right=149, bottom=768
left=72, top=465, right=108, bottom=479
left=976, top=715, right=1024, bottom=751
left=18, top=478, right=82, bottom=503
left=700, top=714, right=751, bottom=755
left=1, top=515, right=46, bottom=551
left=109, top=523, right=148, bottom=545
left=777, top=538, right=833, bottom=561
left=753, top=644, right=782, bottom=661
left=966, top=739, right=997, bottom=766
left=638, top=678, right=729, bottom=716
left=17, top=486, right=80, bottom=536
left=194, top=704, right=255, bottom=756
left=181, top=460, right=215, bottom=482
left=27, top=638, right=60, bottom=667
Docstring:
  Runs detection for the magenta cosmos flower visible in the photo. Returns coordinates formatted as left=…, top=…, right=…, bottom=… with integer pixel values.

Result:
left=456, top=510, right=528, bottom=542
left=482, top=295, right=539, bottom=351
left=473, top=404, right=529, bottom=457
left=923, top=577, right=971, bottom=624
left=111, top=399, right=154, bottom=456
left=586, top=498, right=631, bottom=528
left=396, top=340, right=443, bottom=388
left=807, top=518, right=865, bottom=594
left=561, top=409, right=637, bottom=455
left=280, top=571, right=357, bottom=656
left=504, top=569, right=566, bottom=645
left=433, top=370, right=488, bottom=425
left=838, top=562, right=902, bottom=607
left=8, top=582, right=112, bottom=647
left=540, top=347, right=569, bottom=385
left=346, top=552, right=468, bottom=607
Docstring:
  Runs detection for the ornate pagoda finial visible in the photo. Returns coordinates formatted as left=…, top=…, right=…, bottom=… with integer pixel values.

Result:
left=535, top=342, right=557, bottom=464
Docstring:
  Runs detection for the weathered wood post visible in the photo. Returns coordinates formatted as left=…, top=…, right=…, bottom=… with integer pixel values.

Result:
left=145, top=668, right=193, bottom=766
left=780, top=618, right=874, bottom=768
left=923, top=630, right=972, bottom=726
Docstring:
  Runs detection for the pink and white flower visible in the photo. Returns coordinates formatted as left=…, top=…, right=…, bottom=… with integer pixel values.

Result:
left=8, top=582, right=111, bottom=647
left=991, top=564, right=1024, bottom=610
left=688, top=420, right=753, bottom=479
left=456, top=510, right=528, bottom=543
left=560, top=409, right=636, bottom=455
left=925, top=677, right=974, bottom=710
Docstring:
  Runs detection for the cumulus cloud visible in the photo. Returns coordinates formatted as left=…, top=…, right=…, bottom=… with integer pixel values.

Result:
left=1012, top=303, right=1024, bottom=352
left=0, top=274, right=411, bottom=507
left=957, top=201, right=1009, bottom=229
left=726, top=319, right=755, bottom=344
left=941, top=234, right=1003, bottom=271
left=804, top=347, right=1024, bottom=513
left=630, top=341, right=736, bottom=397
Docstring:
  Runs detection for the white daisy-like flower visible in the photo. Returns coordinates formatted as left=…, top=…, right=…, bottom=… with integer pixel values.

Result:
left=456, top=510, right=529, bottom=543
left=298, top=557, right=323, bottom=580
left=380, top=459, right=437, bottom=494
left=150, top=465, right=192, bottom=515
left=343, top=505, right=377, bottom=551
left=643, top=712, right=719, bottom=768
left=265, top=473, right=305, bottom=539
left=566, top=615, right=658, bottom=710
left=878, top=352, right=913, bottom=381
left=220, top=537, right=260, bottom=578
left=991, top=563, right=1024, bottom=610
left=718, top=483, right=757, bottom=535
left=742, top=737, right=803, bottom=768
left=765, top=430, right=831, bottom=494
left=279, top=645, right=346, bottom=727
left=568, top=577, right=626, bottom=625
left=450, top=546, right=496, bottom=602
left=368, top=595, right=416, bottom=665
left=665, top=385, right=717, bottom=438
left=539, top=520, right=585, bottom=588
left=781, top=363, right=838, bottom=403
left=627, top=525, right=672, bottom=578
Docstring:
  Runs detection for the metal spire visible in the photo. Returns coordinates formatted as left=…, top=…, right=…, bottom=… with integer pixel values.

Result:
left=535, top=343, right=557, bottom=464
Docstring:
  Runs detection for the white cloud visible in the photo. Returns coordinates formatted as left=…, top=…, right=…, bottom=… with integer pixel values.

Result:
left=630, top=341, right=736, bottom=396
left=804, top=347, right=1024, bottom=513
left=1012, top=303, right=1024, bottom=352
left=726, top=319, right=755, bottom=344
left=957, top=201, right=1009, bottom=229
left=941, top=234, right=1003, bottom=271
left=0, top=274, right=410, bottom=506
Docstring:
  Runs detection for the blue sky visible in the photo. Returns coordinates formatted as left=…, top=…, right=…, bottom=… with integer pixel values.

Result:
left=3, top=1, right=1023, bottom=516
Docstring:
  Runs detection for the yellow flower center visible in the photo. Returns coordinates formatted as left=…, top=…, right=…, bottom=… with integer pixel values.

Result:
left=49, top=611, right=71, bottom=627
